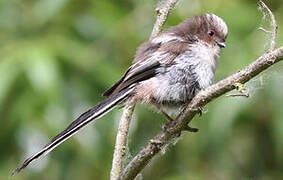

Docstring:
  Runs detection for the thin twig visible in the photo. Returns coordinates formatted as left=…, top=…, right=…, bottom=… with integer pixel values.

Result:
left=258, top=27, right=272, bottom=34
left=259, top=0, right=277, bottom=51
left=150, top=0, right=179, bottom=39
left=110, top=100, right=135, bottom=180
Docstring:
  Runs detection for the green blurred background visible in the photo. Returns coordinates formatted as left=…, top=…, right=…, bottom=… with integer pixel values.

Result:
left=1, top=0, right=283, bottom=179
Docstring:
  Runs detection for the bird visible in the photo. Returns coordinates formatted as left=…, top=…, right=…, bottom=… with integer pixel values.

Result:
left=13, top=13, right=228, bottom=175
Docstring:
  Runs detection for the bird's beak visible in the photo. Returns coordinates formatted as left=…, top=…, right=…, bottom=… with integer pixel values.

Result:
left=216, top=41, right=226, bottom=48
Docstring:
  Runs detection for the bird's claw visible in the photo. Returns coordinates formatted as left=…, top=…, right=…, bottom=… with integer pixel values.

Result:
left=197, top=107, right=203, bottom=116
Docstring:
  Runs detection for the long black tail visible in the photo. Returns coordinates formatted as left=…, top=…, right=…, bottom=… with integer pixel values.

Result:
left=12, top=87, right=135, bottom=175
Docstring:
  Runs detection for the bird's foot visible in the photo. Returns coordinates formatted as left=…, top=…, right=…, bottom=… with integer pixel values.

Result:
left=196, top=107, right=204, bottom=117
left=180, top=104, right=204, bottom=117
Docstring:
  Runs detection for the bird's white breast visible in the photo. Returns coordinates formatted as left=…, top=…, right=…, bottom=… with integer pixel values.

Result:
left=189, top=42, right=220, bottom=89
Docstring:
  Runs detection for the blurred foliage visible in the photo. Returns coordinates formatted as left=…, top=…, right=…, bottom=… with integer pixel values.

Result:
left=0, top=0, right=283, bottom=179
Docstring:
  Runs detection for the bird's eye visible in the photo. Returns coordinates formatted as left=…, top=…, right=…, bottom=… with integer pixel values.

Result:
left=208, top=30, right=215, bottom=37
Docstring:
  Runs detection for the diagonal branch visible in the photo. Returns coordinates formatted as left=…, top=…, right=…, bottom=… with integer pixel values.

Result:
left=119, top=1, right=282, bottom=179
left=120, top=46, right=283, bottom=180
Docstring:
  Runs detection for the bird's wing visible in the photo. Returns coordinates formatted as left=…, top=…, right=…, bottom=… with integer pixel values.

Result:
left=102, top=52, right=176, bottom=96
left=103, top=40, right=182, bottom=97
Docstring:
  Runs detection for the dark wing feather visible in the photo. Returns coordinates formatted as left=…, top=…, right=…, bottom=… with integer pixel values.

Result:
left=103, top=41, right=161, bottom=97
left=110, top=62, right=160, bottom=95
left=103, top=60, right=160, bottom=96
left=102, top=68, right=131, bottom=97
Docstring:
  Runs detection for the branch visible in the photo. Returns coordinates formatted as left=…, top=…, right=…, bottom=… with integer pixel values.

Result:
left=150, top=0, right=179, bottom=39
left=119, top=47, right=283, bottom=180
left=111, top=0, right=179, bottom=179
left=110, top=100, right=135, bottom=180
left=258, top=0, right=277, bottom=51
left=119, top=2, right=282, bottom=179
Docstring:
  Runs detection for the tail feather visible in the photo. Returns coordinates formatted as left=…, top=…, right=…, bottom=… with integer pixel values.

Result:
left=12, top=87, right=134, bottom=176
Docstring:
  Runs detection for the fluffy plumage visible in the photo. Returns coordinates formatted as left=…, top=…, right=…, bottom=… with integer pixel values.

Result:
left=106, top=13, right=228, bottom=107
